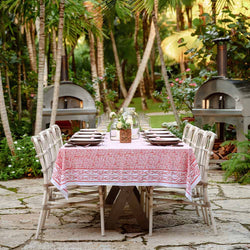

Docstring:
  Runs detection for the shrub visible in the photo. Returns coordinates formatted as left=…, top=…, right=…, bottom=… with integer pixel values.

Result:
left=221, top=131, right=250, bottom=184
left=0, top=135, right=42, bottom=181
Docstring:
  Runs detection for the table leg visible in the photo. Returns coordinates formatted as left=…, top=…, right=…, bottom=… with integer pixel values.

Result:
left=106, top=186, right=148, bottom=230
left=105, top=186, right=120, bottom=205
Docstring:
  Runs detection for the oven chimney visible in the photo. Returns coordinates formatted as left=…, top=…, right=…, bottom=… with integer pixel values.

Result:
left=213, top=37, right=230, bottom=78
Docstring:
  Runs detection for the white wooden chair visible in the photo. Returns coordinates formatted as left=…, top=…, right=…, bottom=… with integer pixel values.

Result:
left=147, top=129, right=217, bottom=235
left=32, top=126, right=105, bottom=239
left=182, top=123, right=193, bottom=144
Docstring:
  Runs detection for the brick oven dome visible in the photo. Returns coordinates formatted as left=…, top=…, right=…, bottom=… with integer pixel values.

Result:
left=42, top=83, right=97, bottom=129
left=194, top=78, right=250, bottom=116
left=43, top=83, right=96, bottom=110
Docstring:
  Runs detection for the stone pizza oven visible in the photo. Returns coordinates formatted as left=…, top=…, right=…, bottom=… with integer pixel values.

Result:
left=42, top=83, right=97, bottom=130
left=193, top=37, right=250, bottom=142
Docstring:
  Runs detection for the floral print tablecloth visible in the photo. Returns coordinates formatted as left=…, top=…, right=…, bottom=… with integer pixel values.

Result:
left=51, top=135, right=201, bottom=200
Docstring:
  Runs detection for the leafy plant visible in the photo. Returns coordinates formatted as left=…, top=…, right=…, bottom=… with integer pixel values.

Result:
left=221, top=131, right=250, bottom=184
left=161, top=120, right=187, bottom=139
left=187, top=9, right=250, bottom=79
left=154, top=68, right=216, bottom=113
left=0, top=135, right=42, bottom=181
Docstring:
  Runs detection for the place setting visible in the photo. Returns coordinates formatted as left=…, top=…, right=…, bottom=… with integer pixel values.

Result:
left=147, top=137, right=183, bottom=146
left=65, top=130, right=105, bottom=147
left=142, top=129, right=183, bottom=146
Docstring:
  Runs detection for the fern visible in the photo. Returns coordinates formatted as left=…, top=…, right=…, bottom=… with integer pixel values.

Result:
left=221, top=131, right=250, bottom=184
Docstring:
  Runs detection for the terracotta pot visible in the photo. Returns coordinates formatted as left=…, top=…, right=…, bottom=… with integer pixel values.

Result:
left=120, top=129, right=132, bottom=143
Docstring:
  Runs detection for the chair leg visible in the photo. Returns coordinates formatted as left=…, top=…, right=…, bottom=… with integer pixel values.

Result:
left=35, top=191, right=49, bottom=239
left=140, top=187, right=146, bottom=211
left=35, top=208, right=47, bottom=239
left=209, top=206, right=217, bottom=234
left=99, top=186, right=105, bottom=236
left=148, top=187, right=153, bottom=236
left=145, top=187, right=149, bottom=218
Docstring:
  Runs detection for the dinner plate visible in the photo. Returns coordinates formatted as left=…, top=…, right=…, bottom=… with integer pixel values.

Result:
left=146, top=134, right=176, bottom=138
left=76, top=132, right=104, bottom=136
left=68, top=138, right=103, bottom=146
left=67, top=141, right=102, bottom=146
left=80, top=129, right=97, bottom=132
left=144, top=131, right=171, bottom=135
left=148, top=138, right=180, bottom=146
left=147, top=128, right=168, bottom=131
left=72, top=134, right=103, bottom=139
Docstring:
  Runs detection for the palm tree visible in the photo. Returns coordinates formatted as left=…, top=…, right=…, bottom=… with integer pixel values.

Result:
left=84, top=1, right=100, bottom=102
left=25, top=20, right=37, bottom=73
left=152, top=0, right=181, bottom=127
left=0, top=70, right=15, bottom=155
left=134, top=11, right=148, bottom=110
left=88, top=30, right=100, bottom=101
left=110, top=27, right=128, bottom=99
left=102, top=0, right=129, bottom=99
left=34, top=0, right=46, bottom=135
left=121, top=20, right=156, bottom=108
left=50, top=0, right=65, bottom=126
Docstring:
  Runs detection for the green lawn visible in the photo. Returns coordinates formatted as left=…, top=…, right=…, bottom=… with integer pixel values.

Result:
left=149, top=115, right=175, bottom=128
left=116, top=97, right=163, bottom=113
left=116, top=97, right=192, bottom=128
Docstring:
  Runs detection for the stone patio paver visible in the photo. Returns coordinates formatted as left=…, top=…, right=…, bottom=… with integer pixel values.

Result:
left=0, top=165, right=249, bottom=250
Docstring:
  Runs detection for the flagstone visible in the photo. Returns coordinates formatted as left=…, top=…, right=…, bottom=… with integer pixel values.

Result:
left=213, top=199, right=250, bottom=213
left=0, top=229, right=34, bottom=248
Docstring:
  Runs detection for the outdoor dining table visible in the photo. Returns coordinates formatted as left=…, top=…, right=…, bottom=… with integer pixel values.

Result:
left=51, top=132, right=201, bottom=230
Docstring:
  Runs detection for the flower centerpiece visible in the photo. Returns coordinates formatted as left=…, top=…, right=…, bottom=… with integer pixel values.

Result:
left=109, top=110, right=133, bottom=143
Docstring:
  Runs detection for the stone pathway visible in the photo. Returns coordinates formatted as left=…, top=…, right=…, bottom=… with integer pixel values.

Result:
left=0, top=165, right=250, bottom=250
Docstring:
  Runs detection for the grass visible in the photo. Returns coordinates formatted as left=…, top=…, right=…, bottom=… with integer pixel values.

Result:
left=115, top=97, right=193, bottom=128
left=116, top=97, right=163, bottom=113
left=150, top=114, right=175, bottom=128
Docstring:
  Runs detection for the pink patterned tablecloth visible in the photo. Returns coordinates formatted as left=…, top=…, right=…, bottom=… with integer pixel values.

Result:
left=51, top=134, right=201, bottom=200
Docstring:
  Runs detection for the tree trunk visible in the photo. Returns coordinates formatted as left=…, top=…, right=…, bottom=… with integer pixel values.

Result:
left=176, top=6, right=181, bottom=32
left=25, top=22, right=37, bottom=73
left=50, top=0, right=65, bottom=126
left=149, top=43, right=157, bottom=101
left=31, top=21, right=37, bottom=66
left=0, top=70, right=15, bottom=155
left=121, top=20, right=155, bottom=109
left=96, top=6, right=111, bottom=113
left=17, top=50, right=22, bottom=120
left=52, top=27, right=57, bottom=61
left=212, top=0, right=217, bottom=24
left=5, top=67, right=13, bottom=110
left=180, top=52, right=186, bottom=76
left=198, top=4, right=206, bottom=25
left=88, top=30, right=100, bottom=102
left=110, top=28, right=127, bottom=99
left=176, top=5, right=185, bottom=31
left=51, top=27, right=57, bottom=81
left=22, top=60, right=27, bottom=82
left=134, top=12, right=147, bottom=110
left=44, top=56, right=48, bottom=87
left=185, top=6, right=192, bottom=29
left=34, top=0, right=46, bottom=135
left=152, top=5, right=181, bottom=127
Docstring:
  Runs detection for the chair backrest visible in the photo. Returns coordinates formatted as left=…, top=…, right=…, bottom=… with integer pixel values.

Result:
left=192, top=129, right=207, bottom=164
left=198, top=130, right=217, bottom=181
left=50, top=124, right=63, bottom=154
left=182, top=123, right=193, bottom=144
left=31, top=125, right=63, bottom=185
left=189, top=126, right=200, bottom=147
